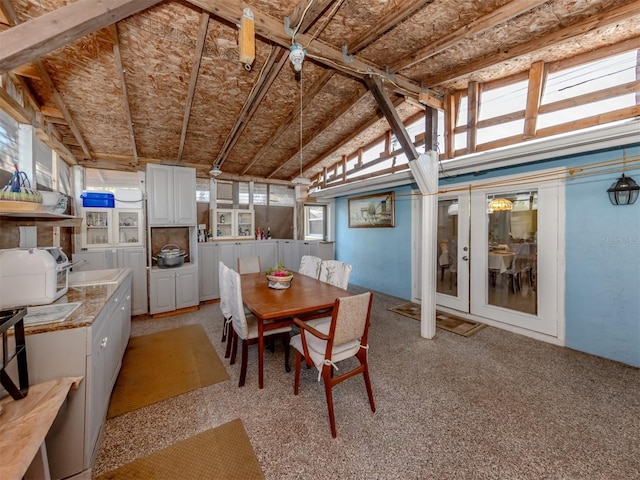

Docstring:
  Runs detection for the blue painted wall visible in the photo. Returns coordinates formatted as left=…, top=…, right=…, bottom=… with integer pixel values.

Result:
left=335, top=184, right=415, bottom=299
left=335, top=144, right=640, bottom=367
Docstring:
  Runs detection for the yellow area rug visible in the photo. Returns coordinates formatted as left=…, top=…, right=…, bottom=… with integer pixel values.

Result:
left=107, top=324, right=229, bottom=418
left=95, top=419, right=264, bottom=480
left=388, top=303, right=487, bottom=337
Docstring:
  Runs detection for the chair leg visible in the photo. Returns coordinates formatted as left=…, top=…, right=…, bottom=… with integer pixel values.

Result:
left=230, top=329, right=238, bottom=365
left=322, top=368, right=337, bottom=438
left=225, top=326, right=233, bottom=359
left=221, top=317, right=227, bottom=343
left=282, top=335, right=291, bottom=373
left=293, top=352, right=302, bottom=395
left=238, top=339, right=248, bottom=387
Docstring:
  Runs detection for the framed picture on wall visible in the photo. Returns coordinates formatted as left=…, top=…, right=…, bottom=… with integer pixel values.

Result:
left=348, top=191, right=395, bottom=228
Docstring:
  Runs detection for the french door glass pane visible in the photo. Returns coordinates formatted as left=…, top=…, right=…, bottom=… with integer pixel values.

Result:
left=487, top=191, right=538, bottom=314
left=436, top=199, right=458, bottom=296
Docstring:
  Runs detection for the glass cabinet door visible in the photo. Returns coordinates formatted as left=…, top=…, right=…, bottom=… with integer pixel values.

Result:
left=83, top=209, right=111, bottom=247
left=236, top=211, right=254, bottom=238
left=116, top=209, right=144, bottom=246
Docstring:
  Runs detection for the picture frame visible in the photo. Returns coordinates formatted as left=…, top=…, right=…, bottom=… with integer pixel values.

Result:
left=348, top=191, right=395, bottom=228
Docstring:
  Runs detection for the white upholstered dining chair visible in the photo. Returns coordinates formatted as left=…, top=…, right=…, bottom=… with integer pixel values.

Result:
left=218, top=262, right=233, bottom=358
left=318, top=260, right=352, bottom=289
left=290, top=291, right=375, bottom=437
left=298, top=255, right=322, bottom=278
left=227, top=268, right=291, bottom=387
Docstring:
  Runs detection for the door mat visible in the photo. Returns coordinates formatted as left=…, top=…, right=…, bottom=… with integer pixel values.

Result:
left=95, top=419, right=264, bottom=480
left=107, top=324, right=229, bottom=418
left=388, top=302, right=487, bottom=337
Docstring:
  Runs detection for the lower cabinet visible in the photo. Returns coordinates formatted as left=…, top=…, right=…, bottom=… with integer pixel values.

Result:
left=25, top=274, right=132, bottom=479
left=198, top=243, right=218, bottom=302
left=149, top=264, right=198, bottom=314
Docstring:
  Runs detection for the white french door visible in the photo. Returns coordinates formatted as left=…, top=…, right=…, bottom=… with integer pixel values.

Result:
left=414, top=169, right=565, bottom=339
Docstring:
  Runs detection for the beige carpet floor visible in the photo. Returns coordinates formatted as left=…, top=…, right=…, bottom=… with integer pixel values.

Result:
left=107, top=323, right=229, bottom=418
left=388, top=302, right=487, bottom=336
left=95, top=418, right=263, bottom=480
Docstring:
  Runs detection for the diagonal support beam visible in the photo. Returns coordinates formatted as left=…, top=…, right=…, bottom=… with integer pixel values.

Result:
left=364, top=74, right=419, bottom=162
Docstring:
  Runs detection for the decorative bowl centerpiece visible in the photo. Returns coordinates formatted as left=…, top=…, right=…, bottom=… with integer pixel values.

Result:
left=266, top=263, right=294, bottom=289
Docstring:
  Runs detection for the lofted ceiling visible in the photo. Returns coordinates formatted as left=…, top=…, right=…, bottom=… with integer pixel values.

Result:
left=0, top=0, right=639, bottom=183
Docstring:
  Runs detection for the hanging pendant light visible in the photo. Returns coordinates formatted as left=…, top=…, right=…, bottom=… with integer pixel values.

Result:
left=489, top=198, right=513, bottom=211
left=291, top=57, right=310, bottom=186
left=607, top=174, right=639, bottom=205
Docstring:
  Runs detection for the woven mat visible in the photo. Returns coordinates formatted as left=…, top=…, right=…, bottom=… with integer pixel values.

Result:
left=95, top=419, right=264, bottom=480
left=388, top=303, right=487, bottom=337
left=107, top=324, right=229, bottom=418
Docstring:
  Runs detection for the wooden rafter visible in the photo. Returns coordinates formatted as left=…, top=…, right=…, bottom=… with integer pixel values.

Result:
left=390, top=0, right=549, bottom=73
left=421, top=1, right=640, bottom=88
left=241, top=70, right=334, bottom=175
left=524, top=61, right=544, bottom=139
left=186, top=0, right=424, bottom=98
left=109, top=23, right=139, bottom=165
left=0, top=0, right=163, bottom=73
left=177, top=11, right=209, bottom=163
left=215, top=47, right=288, bottom=168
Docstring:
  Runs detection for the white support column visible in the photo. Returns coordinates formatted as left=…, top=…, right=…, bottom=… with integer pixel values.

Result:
left=409, top=151, right=439, bottom=339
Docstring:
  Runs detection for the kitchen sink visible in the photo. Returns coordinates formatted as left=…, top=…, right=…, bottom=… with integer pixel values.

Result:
left=24, top=302, right=82, bottom=326
left=68, top=268, right=126, bottom=287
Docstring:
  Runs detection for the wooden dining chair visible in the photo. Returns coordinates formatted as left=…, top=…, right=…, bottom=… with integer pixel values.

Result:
left=298, top=255, right=322, bottom=278
left=218, top=262, right=235, bottom=358
left=290, top=291, right=375, bottom=437
left=318, top=260, right=352, bottom=289
left=237, top=256, right=261, bottom=274
left=226, top=268, right=291, bottom=387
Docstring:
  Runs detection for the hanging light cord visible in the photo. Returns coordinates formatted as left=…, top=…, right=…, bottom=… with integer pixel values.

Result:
left=299, top=71, right=303, bottom=177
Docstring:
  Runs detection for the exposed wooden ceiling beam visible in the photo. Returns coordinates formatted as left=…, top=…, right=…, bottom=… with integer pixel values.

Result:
left=288, top=0, right=337, bottom=34
left=0, top=87, right=31, bottom=123
left=421, top=1, right=640, bottom=88
left=242, top=70, right=335, bottom=176
left=0, top=0, right=18, bottom=25
left=346, top=0, right=433, bottom=54
left=186, top=0, right=424, bottom=98
left=252, top=0, right=427, bottom=178
left=177, top=12, right=209, bottom=164
left=215, top=47, right=288, bottom=168
left=0, top=0, right=163, bottom=73
left=109, top=24, right=139, bottom=166
left=295, top=96, right=406, bottom=179
left=11, top=63, right=41, bottom=79
left=390, top=0, right=549, bottom=73
left=365, top=75, right=419, bottom=161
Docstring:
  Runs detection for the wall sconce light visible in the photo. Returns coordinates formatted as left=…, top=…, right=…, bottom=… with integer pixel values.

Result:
left=607, top=174, right=639, bottom=205
left=238, top=8, right=255, bottom=71
left=289, top=43, right=306, bottom=72
left=488, top=198, right=513, bottom=211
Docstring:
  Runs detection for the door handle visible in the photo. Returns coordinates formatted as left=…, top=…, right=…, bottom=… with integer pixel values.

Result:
left=462, top=256, right=469, bottom=261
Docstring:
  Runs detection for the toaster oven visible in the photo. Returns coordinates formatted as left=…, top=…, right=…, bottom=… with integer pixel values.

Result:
left=0, top=247, right=71, bottom=308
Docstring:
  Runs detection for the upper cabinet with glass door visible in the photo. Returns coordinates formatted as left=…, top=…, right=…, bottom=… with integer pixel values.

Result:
left=81, top=208, right=144, bottom=248
left=211, top=209, right=255, bottom=239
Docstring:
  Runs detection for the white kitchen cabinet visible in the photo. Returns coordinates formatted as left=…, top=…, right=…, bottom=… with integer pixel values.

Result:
left=146, top=164, right=196, bottom=226
left=72, top=247, right=148, bottom=315
left=149, top=264, right=198, bottom=314
left=24, top=275, right=132, bottom=479
left=217, top=240, right=257, bottom=271
left=278, top=239, right=299, bottom=271
left=257, top=240, right=278, bottom=270
left=81, top=208, right=144, bottom=248
left=212, top=208, right=255, bottom=239
left=198, top=243, right=218, bottom=301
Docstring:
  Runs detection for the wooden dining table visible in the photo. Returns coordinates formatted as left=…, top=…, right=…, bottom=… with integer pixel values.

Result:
left=240, top=272, right=353, bottom=389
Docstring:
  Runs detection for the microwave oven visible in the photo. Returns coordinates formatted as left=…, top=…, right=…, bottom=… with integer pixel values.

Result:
left=0, top=247, right=71, bottom=308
